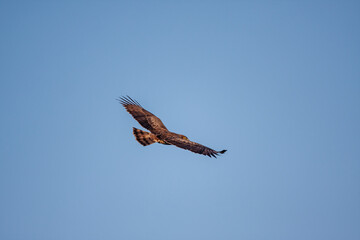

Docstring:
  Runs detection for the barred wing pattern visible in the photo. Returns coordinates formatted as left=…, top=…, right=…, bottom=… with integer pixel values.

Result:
left=118, top=96, right=227, bottom=158
left=118, top=96, right=168, bottom=134
left=165, top=137, right=227, bottom=158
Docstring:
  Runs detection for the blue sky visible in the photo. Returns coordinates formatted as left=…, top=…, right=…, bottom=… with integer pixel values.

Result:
left=0, top=1, right=359, bottom=240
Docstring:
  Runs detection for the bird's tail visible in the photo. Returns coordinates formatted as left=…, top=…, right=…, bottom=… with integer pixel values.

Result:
left=132, top=128, right=157, bottom=146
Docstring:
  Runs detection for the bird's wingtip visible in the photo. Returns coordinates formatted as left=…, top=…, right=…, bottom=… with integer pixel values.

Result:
left=218, top=150, right=227, bottom=154
left=117, top=96, right=142, bottom=107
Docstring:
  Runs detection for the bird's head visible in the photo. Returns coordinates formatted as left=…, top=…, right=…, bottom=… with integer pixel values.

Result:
left=180, top=135, right=189, bottom=140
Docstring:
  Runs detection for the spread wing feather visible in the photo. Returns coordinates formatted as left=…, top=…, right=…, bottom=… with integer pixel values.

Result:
left=165, top=137, right=227, bottom=158
left=118, top=96, right=168, bottom=134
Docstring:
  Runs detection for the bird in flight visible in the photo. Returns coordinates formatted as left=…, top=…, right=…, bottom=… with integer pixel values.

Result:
left=118, top=96, right=227, bottom=158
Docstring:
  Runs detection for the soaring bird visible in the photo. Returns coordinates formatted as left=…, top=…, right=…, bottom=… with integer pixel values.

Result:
left=118, top=96, right=227, bottom=158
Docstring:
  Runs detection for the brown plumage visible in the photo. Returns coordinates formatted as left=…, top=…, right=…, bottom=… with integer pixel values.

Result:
left=133, top=128, right=157, bottom=146
left=118, top=96, right=227, bottom=158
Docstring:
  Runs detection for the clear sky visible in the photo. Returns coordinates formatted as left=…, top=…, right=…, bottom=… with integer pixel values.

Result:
left=0, top=1, right=359, bottom=240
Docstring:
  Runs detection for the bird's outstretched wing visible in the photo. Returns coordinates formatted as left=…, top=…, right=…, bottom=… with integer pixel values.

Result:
left=118, top=96, right=168, bottom=134
left=165, top=137, right=227, bottom=158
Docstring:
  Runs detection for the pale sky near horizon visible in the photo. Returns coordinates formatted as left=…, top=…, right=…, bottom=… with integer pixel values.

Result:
left=1, top=1, right=359, bottom=240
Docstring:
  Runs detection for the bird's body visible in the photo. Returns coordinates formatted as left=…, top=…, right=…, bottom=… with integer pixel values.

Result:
left=118, top=96, right=227, bottom=158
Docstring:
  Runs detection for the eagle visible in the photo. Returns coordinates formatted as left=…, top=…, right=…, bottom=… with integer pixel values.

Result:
left=118, top=96, right=227, bottom=158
